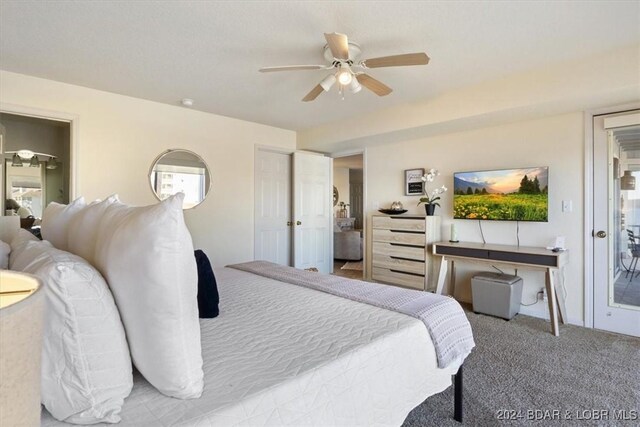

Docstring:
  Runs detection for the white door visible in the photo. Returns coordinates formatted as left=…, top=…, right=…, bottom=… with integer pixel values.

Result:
left=293, top=152, right=332, bottom=273
left=254, top=149, right=291, bottom=266
left=593, top=111, right=640, bottom=337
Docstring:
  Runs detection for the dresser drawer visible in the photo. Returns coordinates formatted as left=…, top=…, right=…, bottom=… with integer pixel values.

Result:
left=372, top=229, right=425, bottom=246
left=372, top=254, right=425, bottom=275
left=372, top=267, right=425, bottom=290
left=372, top=242, right=425, bottom=261
left=372, top=216, right=425, bottom=231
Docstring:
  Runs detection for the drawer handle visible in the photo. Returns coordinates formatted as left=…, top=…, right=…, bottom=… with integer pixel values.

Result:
left=389, top=229, right=423, bottom=234
left=389, top=243, right=424, bottom=248
left=390, top=256, right=425, bottom=263
left=390, top=269, right=425, bottom=277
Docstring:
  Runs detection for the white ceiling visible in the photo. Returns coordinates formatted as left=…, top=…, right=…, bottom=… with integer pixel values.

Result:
left=1, top=1, right=639, bottom=131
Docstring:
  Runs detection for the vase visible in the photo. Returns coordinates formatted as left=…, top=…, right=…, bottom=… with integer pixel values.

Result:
left=424, top=204, right=436, bottom=216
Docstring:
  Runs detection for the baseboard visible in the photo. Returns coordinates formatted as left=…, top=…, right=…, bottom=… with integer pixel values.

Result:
left=458, top=298, right=584, bottom=327
left=518, top=304, right=549, bottom=321
left=518, top=303, right=584, bottom=326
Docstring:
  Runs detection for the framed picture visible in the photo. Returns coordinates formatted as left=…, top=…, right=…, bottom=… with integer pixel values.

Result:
left=405, top=168, right=424, bottom=196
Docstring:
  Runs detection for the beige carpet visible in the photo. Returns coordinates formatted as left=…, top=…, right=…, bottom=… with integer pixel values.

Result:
left=340, top=260, right=363, bottom=271
left=402, top=311, right=640, bottom=426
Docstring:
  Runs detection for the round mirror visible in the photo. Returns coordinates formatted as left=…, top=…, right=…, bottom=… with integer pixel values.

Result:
left=333, top=186, right=339, bottom=206
left=149, top=149, right=211, bottom=209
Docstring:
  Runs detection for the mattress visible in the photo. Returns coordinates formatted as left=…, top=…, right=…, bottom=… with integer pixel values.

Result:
left=42, top=267, right=456, bottom=426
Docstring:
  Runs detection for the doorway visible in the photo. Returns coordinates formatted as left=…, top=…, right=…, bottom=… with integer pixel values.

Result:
left=254, top=148, right=333, bottom=274
left=0, top=112, right=71, bottom=223
left=592, top=109, right=640, bottom=337
left=332, top=152, right=365, bottom=280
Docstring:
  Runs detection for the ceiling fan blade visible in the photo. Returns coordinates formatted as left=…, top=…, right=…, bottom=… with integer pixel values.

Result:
left=361, top=52, right=430, bottom=68
left=356, top=74, right=392, bottom=96
left=324, top=32, right=350, bottom=61
left=259, top=65, right=327, bottom=72
left=302, top=84, right=325, bottom=102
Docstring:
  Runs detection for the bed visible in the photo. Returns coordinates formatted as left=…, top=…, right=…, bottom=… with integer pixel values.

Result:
left=41, top=266, right=466, bottom=426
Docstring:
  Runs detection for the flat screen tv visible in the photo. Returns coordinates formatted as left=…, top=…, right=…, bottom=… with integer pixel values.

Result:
left=453, top=167, right=548, bottom=222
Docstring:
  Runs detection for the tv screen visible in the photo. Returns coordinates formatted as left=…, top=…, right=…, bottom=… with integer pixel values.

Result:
left=453, top=167, right=548, bottom=222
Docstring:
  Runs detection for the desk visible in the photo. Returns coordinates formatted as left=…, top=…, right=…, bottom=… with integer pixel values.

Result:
left=433, top=241, right=569, bottom=336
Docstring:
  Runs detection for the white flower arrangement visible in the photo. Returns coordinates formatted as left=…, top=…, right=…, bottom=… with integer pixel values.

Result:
left=418, top=168, right=448, bottom=208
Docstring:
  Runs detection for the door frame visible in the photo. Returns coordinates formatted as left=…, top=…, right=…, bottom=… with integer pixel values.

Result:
left=0, top=102, right=79, bottom=214
left=331, top=148, right=368, bottom=277
left=584, top=102, right=640, bottom=329
left=253, top=145, right=295, bottom=263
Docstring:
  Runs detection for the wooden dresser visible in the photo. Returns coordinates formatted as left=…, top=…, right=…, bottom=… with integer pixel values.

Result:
left=371, top=215, right=441, bottom=291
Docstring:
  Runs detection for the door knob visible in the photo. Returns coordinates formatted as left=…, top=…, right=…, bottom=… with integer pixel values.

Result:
left=595, top=230, right=607, bottom=238
left=296, top=221, right=302, bottom=226
left=286, top=221, right=292, bottom=226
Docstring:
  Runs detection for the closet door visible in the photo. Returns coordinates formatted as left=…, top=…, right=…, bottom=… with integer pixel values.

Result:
left=254, top=149, right=292, bottom=266
left=292, top=152, right=332, bottom=273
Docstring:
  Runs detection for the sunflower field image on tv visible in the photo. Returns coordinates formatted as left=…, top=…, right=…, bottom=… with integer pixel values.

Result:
left=453, top=167, right=548, bottom=222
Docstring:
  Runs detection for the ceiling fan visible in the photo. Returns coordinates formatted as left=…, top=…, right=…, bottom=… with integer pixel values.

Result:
left=259, top=32, right=430, bottom=102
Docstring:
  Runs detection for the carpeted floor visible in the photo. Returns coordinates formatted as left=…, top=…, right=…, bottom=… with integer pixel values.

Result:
left=402, top=310, right=640, bottom=426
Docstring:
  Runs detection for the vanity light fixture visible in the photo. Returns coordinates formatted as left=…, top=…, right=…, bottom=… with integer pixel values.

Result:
left=11, top=153, right=23, bottom=167
left=8, top=150, right=57, bottom=168
left=46, top=157, right=59, bottom=170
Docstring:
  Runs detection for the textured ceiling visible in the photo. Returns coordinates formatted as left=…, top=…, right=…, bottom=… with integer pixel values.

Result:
left=1, top=1, right=639, bottom=131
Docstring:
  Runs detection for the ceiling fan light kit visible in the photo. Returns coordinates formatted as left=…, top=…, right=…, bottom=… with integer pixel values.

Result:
left=260, top=32, right=430, bottom=102
left=337, top=64, right=353, bottom=85
left=349, top=78, right=362, bottom=94
left=320, top=74, right=337, bottom=92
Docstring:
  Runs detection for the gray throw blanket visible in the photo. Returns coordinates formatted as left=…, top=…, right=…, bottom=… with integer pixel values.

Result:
left=228, top=261, right=475, bottom=370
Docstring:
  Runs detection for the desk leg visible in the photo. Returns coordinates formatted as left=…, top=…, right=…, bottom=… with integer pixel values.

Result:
left=545, top=268, right=560, bottom=336
left=450, top=260, right=456, bottom=298
left=553, top=268, right=568, bottom=325
left=436, top=256, right=448, bottom=295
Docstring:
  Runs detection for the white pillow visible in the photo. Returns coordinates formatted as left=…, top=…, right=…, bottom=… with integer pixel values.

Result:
left=0, top=240, right=9, bottom=269
left=94, top=193, right=203, bottom=399
left=41, top=197, right=86, bottom=251
left=11, top=239, right=133, bottom=424
left=67, top=195, right=118, bottom=265
left=8, top=229, right=39, bottom=269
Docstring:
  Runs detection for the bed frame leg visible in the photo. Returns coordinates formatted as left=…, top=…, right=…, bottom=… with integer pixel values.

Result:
left=454, top=364, right=463, bottom=423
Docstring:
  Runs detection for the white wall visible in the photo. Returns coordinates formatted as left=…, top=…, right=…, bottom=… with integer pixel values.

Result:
left=364, top=112, right=584, bottom=324
left=0, top=71, right=296, bottom=267
left=333, top=167, right=350, bottom=216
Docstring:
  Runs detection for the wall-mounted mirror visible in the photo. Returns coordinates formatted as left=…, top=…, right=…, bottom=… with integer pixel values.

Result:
left=1, top=113, right=71, bottom=220
left=149, top=149, right=211, bottom=209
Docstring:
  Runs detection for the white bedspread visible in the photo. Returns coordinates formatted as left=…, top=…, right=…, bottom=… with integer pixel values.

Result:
left=42, top=267, right=456, bottom=426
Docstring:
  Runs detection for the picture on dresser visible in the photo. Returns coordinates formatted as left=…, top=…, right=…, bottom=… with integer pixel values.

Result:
left=405, top=168, right=425, bottom=195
